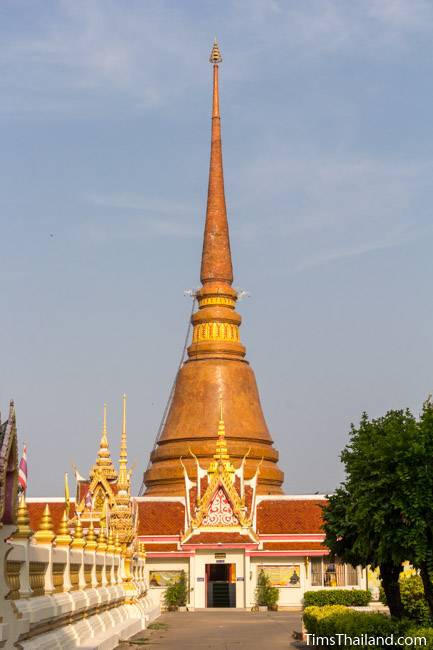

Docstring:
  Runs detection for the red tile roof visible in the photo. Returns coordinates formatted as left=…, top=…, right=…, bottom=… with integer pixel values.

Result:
left=137, top=501, right=184, bottom=535
left=27, top=501, right=68, bottom=534
left=257, top=499, right=326, bottom=534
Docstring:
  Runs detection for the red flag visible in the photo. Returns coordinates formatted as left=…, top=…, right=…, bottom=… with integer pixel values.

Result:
left=18, top=444, right=27, bottom=493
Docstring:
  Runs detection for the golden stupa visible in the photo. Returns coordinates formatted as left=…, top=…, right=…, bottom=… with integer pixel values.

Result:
left=143, top=41, right=284, bottom=495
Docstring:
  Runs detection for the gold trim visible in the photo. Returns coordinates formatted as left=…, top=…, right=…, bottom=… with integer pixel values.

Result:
left=192, top=322, right=239, bottom=343
left=198, top=296, right=235, bottom=308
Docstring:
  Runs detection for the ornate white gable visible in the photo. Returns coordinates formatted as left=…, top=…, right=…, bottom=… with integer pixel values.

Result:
left=202, top=486, right=239, bottom=527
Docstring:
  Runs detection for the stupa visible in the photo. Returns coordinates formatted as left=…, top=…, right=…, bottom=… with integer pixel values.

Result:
left=143, top=41, right=284, bottom=495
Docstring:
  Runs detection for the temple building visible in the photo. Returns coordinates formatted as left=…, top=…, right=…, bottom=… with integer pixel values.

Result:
left=136, top=41, right=366, bottom=609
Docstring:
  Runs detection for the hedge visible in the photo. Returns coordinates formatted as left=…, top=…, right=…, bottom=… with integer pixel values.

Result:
left=303, top=605, right=406, bottom=649
left=303, top=589, right=371, bottom=607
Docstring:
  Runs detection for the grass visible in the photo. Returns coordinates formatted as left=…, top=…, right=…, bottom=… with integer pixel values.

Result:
left=147, top=621, right=169, bottom=631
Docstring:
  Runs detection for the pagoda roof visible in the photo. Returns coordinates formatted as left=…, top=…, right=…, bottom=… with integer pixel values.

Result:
left=256, top=498, right=326, bottom=534
left=137, top=500, right=184, bottom=536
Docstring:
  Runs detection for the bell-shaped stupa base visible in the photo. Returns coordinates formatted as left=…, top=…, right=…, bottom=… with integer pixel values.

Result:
left=143, top=358, right=284, bottom=495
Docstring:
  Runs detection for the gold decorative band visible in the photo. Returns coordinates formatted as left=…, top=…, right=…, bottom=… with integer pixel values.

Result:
left=198, top=296, right=236, bottom=308
left=192, top=322, right=240, bottom=343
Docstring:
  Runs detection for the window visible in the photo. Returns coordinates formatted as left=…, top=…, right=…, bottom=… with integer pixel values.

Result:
left=311, top=558, right=322, bottom=586
left=309, top=558, right=359, bottom=587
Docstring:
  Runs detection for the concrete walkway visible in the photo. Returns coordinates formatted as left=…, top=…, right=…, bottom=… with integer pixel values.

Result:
left=117, top=610, right=302, bottom=649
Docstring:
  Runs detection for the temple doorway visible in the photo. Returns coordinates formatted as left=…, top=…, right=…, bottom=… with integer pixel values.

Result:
left=205, top=563, right=236, bottom=608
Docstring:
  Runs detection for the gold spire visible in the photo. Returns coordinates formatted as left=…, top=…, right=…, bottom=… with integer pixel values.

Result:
left=106, top=528, right=115, bottom=554
left=90, top=403, right=118, bottom=481
left=34, top=504, right=55, bottom=544
left=187, top=41, right=245, bottom=362
left=201, top=38, right=233, bottom=286
left=114, top=532, right=122, bottom=555
left=117, top=394, right=129, bottom=498
left=71, top=517, right=85, bottom=549
left=14, top=494, right=32, bottom=539
left=55, top=509, right=72, bottom=546
left=85, top=520, right=97, bottom=551
left=214, top=401, right=230, bottom=462
left=208, top=402, right=235, bottom=475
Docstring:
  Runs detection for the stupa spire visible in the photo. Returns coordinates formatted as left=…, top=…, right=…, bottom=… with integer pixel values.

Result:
left=200, top=39, right=233, bottom=286
left=143, top=43, right=284, bottom=496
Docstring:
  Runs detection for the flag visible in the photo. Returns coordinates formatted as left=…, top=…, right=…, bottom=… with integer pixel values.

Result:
left=18, top=444, right=27, bottom=493
left=188, top=448, right=206, bottom=502
left=180, top=458, right=196, bottom=527
left=85, top=490, right=93, bottom=511
left=64, top=472, right=70, bottom=511
left=72, top=464, right=85, bottom=483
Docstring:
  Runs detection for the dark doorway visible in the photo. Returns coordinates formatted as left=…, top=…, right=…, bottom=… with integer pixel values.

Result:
left=206, top=563, right=236, bottom=608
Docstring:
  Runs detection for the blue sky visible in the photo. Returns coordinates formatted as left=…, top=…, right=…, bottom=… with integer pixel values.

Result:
left=1, top=0, right=433, bottom=496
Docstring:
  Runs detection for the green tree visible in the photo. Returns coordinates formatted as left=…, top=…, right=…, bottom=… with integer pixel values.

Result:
left=414, top=399, right=433, bottom=618
left=163, top=570, right=188, bottom=609
left=323, top=409, right=423, bottom=619
left=255, top=569, right=279, bottom=608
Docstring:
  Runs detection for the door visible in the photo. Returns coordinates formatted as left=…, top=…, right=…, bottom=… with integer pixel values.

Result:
left=206, top=563, right=236, bottom=607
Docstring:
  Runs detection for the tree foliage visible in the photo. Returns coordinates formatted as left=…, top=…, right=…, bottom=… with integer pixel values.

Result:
left=322, top=408, right=429, bottom=618
left=163, top=570, right=188, bottom=609
left=255, top=569, right=279, bottom=608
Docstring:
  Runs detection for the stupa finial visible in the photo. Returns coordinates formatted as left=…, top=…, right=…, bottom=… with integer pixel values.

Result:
left=209, top=38, right=222, bottom=64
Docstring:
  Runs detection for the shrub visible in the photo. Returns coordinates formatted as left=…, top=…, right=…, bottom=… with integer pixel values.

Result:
left=163, top=570, right=188, bottom=609
left=255, top=570, right=279, bottom=608
left=380, top=575, right=431, bottom=624
left=303, top=589, right=371, bottom=607
left=406, top=626, right=433, bottom=650
left=303, top=605, right=407, bottom=649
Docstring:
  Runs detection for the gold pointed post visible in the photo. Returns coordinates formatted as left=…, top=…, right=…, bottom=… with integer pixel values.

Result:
left=107, top=528, right=115, bottom=554
left=55, top=509, right=72, bottom=546
left=71, top=517, right=86, bottom=549
left=85, top=520, right=97, bottom=551
left=97, top=527, right=107, bottom=553
left=14, top=494, right=32, bottom=539
left=34, top=504, right=55, bottom=544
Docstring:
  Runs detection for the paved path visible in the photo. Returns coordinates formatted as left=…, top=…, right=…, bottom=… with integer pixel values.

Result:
left=117, top=610, right=302, bottom=649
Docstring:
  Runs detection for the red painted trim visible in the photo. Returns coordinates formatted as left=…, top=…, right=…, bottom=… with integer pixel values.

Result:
left=140, top=536, right=179, bottom=540
left=182, top=543, right=257, bottom=550
left=146, top=552, right=194, bottom=558
left=258, top=534, right=325, bottom=541
left=247, top=551, right=328, bottom=557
